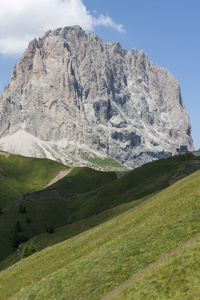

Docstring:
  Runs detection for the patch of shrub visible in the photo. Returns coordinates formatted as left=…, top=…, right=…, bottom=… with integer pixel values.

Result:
left=21, top=242, right=37, bottom=259
left=19, top=205, right=27, bottom=213
left=26, top=217, right=31, bottom=223
left=15, top=221, right=22, bottom=232
left=47, top=225, right=55, bottom=234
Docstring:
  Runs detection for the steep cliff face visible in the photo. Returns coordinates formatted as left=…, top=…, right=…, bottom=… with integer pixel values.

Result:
left=0, top=26, right=193, bottom=168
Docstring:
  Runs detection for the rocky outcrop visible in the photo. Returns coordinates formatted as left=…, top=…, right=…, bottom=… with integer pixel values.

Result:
left=0, top=26, right=194, bottom=168
left=15, top=189, right=62, bottom=206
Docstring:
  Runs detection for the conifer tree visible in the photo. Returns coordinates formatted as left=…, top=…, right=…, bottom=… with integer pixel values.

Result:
left=21, top=245, right=29, bottom=259
left=21, top=242, right=37, bottom=259
left=49, top=225, right=54, bottom=234
left=22, top=206, right=27, bottom=213
left=28, top=242, right=37, bottom=255
left=15, top=221, right=22, bottom=232
left=12, top=229, right=20, bottom=249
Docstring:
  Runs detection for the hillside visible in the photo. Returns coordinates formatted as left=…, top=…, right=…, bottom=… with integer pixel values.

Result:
left=0, top=166, right=200, bottom=299
left=0, top=152, right=67, bottom=209
left=0, top=154, right=117, bottom=263
left=1, top=153, right=200, bottom=272
left=0, top=155, right=200, bottom=269
left=0, top=152, right=70, bottom=261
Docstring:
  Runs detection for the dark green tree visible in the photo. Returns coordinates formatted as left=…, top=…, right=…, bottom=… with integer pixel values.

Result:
left=21, top=242, right=37, bottom=259
left=0, top=208, right=2, bottom=215
left=67, top=217, right=72, bottom=224
left=12, top=230, right=20, bottom=249
left=28, top=242, right=37, bottom=255
left=26, top=217, right=31, bottom=223
left=22, top=206, right=27, bottom=213
left=49, top=225, right=54, bottom=234
left=21, top=245, right=29, bottom=259
left=15, top=221, right=22, bottom=232
left=19, top=205, right=27, bottom=213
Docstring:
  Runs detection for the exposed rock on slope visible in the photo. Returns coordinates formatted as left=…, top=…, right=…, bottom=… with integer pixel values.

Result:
left=0, top=26, right=193, bottom=168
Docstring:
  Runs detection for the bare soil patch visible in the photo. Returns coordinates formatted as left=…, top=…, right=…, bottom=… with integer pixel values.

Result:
left=0, top=151, right=10, bottom=158
left=44, top=168, right=73, bottom=188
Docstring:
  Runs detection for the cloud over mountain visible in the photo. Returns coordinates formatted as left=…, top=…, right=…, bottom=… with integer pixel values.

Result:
left=0, top=0, right=124, bottom=55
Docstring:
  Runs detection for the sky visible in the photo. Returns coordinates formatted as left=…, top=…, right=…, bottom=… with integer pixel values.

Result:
left=0, top=0, right=199, bottom=148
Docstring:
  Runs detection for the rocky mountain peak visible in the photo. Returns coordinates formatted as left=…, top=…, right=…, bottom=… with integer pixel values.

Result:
left=0, top=26, right=194, bottom=168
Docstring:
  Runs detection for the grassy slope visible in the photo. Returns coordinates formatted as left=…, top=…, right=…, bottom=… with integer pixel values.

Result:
left=46, top=166, right=118, bottom=197
left=0, top=154, right=70, bottom=261
left=112, top=235, right=200, bottom=300
left=0, top=197, right=147, bottom=271
left=56, top=154, right=200, bottom=221
left=78, top=151, right=129, bottom=171
left=0, top=168, right=200, bottom=299
left=0, top=154, right=68, bottom=262
left=0, top=154, right=67, bottom=209
left=0, top=164, right=117, bottom=263
left=1, top=154, right=200, bottom=268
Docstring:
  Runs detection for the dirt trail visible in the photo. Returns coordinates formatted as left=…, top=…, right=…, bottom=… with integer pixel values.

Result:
left=101, top=233, right=200, bottom=300
left=0, top=151, right=10, bottom=158
left=0, top=151, right=10, bottom=172
left=44, top=168, right=73, bottom=188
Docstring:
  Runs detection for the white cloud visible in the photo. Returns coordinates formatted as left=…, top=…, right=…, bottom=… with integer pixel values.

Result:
left=92, top=14, right=125, bottom=33
left=0, top=0, right=125, bottom=55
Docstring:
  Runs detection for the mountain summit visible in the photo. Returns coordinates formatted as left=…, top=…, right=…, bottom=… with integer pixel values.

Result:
left=0, top=26, right=193, bottom=168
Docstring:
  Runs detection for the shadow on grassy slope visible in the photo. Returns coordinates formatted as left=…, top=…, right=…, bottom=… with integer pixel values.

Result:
left=0, top=154, right=67, bottom=209
left=0, top=168, right=200, bottom=299
left=61, top=155, right=200, bottom=221
left=1, top=154, right=200, bottom=269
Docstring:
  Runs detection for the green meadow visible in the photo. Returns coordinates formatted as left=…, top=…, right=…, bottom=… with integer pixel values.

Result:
left=0, top=153, right=200, bottom=299
left=0, top=154, right=66, bottom=209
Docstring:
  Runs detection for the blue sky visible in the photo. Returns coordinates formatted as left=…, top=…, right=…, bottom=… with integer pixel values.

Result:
left=0, top=0, right=199, bottom=148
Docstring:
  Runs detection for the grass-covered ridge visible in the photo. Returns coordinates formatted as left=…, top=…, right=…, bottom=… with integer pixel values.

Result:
left=0, top=167, right=200, bottom=299
left=1, top=153, right=200, bottom=269
left=55, top=154, right=200, bottom=221
left=0, top=153, right=69, bottom=262
left=78, top=150, right=129, bottom=171
left=0, top=159, right=117, bottom=263
left=0, top=153, right=67, bottom=209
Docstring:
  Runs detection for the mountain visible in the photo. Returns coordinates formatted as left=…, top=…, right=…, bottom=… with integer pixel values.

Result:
left=0, top=25, right=193, bottom=168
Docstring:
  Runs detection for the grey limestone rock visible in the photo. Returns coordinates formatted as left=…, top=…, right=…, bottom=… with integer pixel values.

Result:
left=0, top=26, right=194, bottom=168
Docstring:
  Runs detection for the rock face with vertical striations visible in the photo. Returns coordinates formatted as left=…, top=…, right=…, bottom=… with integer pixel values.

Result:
left=0, top=26, right=194, bottom=168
